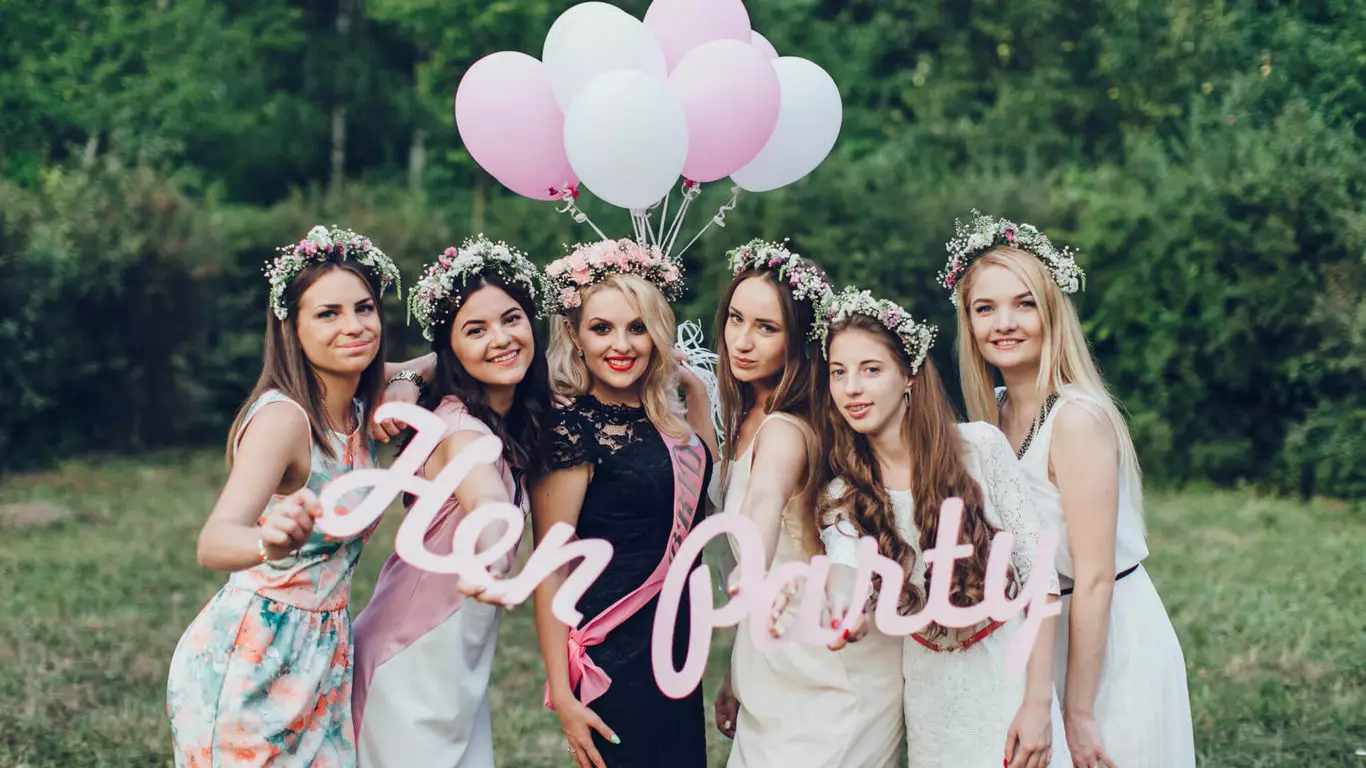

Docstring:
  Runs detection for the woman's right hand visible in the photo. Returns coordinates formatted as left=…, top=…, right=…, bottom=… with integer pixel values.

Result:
left=714, top=671, right=739, bottom=739
left=259, top=488, right=320, bottom=561
left=553, top=693, right=618, bottom=768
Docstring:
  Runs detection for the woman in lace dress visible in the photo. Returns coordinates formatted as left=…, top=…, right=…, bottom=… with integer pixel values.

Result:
left=531, top=240, right=717, bottom=768
left=811, top=290, right=1067, bottom=768
left=351, top=239, right=551, bottom=768
left=947, top=213, right=1195, bottom=768
left=167, top=226, right=399, bottom=768
left=708, top=241, right=905, bottom=768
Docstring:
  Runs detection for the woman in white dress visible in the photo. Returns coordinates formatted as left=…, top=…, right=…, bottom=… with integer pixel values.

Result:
left=710, top=241, right=905, bottom=768
left=944, top=211, right=1195, bottom=768
left=811, top=289, right=1067, bottom=768
left=351, top=237, right=551, bottom=768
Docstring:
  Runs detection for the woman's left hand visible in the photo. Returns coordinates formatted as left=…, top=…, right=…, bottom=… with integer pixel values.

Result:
left=1005, top=699, right=1054, bottom=768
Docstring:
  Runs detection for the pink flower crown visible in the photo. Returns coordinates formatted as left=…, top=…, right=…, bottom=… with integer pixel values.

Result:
left=407, top=236, right=541, bottom=341
left=265, top=225, right=401, bottom=320
left=542, top=238, right=684, bottom=316
left=939, top=210, right=1085, bottom=307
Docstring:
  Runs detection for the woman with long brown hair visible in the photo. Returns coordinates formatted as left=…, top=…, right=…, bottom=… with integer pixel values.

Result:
left=167, top=225, right=399, bottom=767
left=946, top=211, right=1194, bottom=768
left=811, top=288, right=1066, bottom=768
left=708, top=241, right=904, bottom=768
left=531, top=239, right=716, bottom=768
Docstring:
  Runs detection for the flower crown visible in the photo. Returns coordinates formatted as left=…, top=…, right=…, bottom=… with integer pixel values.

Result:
left=817, top=288, right=938, bottom=375
left=542, top=238, right=683, bottom=316
left=727, top=239, right=835, bottom=339
left=407, top=236, right=541, bottom=342
left=939, top=210, right=1085, bottom=306
left=265, top=225, right=401, bottom=320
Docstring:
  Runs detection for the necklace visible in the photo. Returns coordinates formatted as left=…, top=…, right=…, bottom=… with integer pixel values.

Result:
left=320, top=398, right=355, bottom=435
left=998, top=390, right=1060, bottom=460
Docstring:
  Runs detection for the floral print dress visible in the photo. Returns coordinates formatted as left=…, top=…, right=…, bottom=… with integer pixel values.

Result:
left=167, top=390, right=379, bottom=768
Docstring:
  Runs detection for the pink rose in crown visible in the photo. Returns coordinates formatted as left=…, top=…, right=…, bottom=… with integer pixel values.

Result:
left=662, top=265, right=680, bottom=283
left=570, top=267, right=592, bottom=286
left=546, top=260, right=565, bottom=278
left=559, top=287, right=581, bottom=309
left=1004, top=229, right=1016, bottom=244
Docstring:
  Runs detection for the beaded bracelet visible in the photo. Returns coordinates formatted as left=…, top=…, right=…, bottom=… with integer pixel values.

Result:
left=257, top=532, right=300, bottom=569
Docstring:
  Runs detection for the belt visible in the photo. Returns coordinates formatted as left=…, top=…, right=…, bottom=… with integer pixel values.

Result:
left=1060, top=564, right=1140, bottom=597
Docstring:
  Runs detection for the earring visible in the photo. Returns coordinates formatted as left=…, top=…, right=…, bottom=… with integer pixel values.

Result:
left=903, top=390, right=911, bottom=407
left=577, top=349, right=585, bottom=359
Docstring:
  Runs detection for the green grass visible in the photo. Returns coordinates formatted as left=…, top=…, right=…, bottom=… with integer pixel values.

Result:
left=0, top=453, right=1362, bottom=767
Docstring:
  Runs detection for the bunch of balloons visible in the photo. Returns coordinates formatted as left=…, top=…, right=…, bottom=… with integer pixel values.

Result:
left=454, top=0, right=843, bottom=210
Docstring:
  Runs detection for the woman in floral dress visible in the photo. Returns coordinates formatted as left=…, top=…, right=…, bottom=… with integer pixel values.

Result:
left=166, top=225, right=400, bottom=768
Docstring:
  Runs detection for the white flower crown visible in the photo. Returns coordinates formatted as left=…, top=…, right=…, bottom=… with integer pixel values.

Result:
left=726, top=238, right=835, bottom=340
left=265, top=225, right=401, bottom=320
left=542, top=238, right=683, bottom=317
left=407, top=236, right=541, bottom=342
left=939, top=210, right=1085, bottom=306
left=817, top=288, right=938, bottom=375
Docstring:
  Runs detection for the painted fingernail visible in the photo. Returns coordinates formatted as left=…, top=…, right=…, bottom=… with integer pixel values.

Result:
left=609, top=734, right=621, bottom=745
left=842, top=629, right=851, bottom=640
left=830, top=619, right=839, bottom=628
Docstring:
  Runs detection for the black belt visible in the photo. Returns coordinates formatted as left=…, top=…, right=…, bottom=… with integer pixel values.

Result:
left=1059, top=564, right=1140, bottom=596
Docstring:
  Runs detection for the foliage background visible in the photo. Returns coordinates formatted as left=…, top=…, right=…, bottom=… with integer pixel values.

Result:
left=2, top=0, right=1364, bottom=497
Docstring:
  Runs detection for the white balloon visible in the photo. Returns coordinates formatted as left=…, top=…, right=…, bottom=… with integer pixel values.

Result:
left=543, top=5, right=668, bottom=112
left=543, top=2, right=630, bottom=64
left=751, top=30, right=779, bottom=60
left=564, top=70, right=688, bottom=210
left=731, top=57, right=843, bottom=193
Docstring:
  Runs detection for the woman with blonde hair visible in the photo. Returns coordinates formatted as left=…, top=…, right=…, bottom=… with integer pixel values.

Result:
left=944, top=211, right=1195, bottom=768
left=812, top=288, right=1066, bottom=768
left=531, top=239, right=716, bottom=768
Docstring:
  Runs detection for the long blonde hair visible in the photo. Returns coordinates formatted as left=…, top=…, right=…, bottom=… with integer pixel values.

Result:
left=955, top=246, right=1145, bottom=517
left=547, top=273, right=689, bottom=439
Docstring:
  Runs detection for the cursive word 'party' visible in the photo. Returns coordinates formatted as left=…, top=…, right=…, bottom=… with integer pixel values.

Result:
left=314, top=402, right=1061, bottom=699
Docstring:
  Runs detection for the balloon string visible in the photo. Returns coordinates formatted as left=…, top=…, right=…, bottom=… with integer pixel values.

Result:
left=674, top=319, right=723, bottom=448
left=656, top=189, right=671, bottom=246
left=662, top=180, right=701, bottom=259
left=555, top=187, right=608, bottom=240
left=674, top=187, right=740, bottom=260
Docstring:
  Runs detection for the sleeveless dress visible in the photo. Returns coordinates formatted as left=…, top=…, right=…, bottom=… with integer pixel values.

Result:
left=1014, top=385, right=1196, bottom=767
left=547, top=395, right=711, bottom=768
left=823, top=422, right=1067, bottom=768
left=167, top=390, right=379, bottom=768
left=711, top=412, right=904, bottom=768
left=351, top=396, right=526, bottom=768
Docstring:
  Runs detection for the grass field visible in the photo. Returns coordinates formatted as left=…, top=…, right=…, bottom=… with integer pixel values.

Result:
left=0, top=451, right=1362, bottom=767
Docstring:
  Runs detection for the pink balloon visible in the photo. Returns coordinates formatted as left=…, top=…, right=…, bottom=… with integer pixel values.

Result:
left=751, top=30, right=778, bottom=60
left=669, top=39, right=780, bottom=182
left=455, top=51, right=578, bottom=201
left=644, top=0, right=751, bottom=71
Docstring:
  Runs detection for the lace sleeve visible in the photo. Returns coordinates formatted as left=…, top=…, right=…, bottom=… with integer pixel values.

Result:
left=547, top=407, right=595, bottom=471
left=973, top=424, right=1061, bottom=594
left=817, top=479, right=861, bottom=568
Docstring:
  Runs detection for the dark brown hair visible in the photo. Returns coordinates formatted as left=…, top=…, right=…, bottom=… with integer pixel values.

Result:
left=805, top=314, right=1013, bottom=638
left=714, top=261, right=827, bottom=460
left=225, top=260, right=388, bottom=467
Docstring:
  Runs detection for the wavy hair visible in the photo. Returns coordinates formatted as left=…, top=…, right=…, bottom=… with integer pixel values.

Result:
left=547, top=274, right=689, bottom=439
left=806, top=314, right=1012, bottom=637
left=404, top=270, right=552, bottom=479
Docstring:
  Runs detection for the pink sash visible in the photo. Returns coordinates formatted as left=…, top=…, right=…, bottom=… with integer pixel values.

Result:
left=544, top=427, right=706, bottom=708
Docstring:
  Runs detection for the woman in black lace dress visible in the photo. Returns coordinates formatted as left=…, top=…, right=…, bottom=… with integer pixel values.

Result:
left=531, top=240, right=717, bottom=768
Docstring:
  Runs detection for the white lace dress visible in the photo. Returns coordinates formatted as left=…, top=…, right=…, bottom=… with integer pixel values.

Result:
left=1016, top=386, right=1195, bottom=767
left=823, top=422, right=1068, bottom=768
left=708, top=412, right=905, bottom=768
